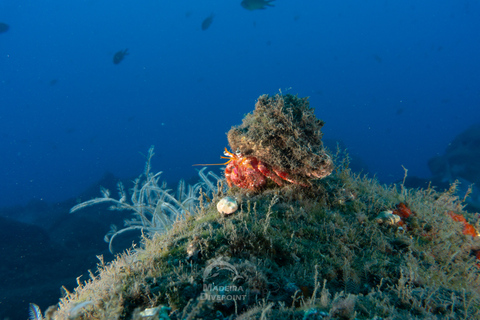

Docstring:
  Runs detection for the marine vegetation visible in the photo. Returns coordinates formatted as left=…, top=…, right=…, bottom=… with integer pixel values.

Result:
left=70, top=146, right=223, bottom=254
left=241, top=0, right=275, bottom=11
left=113, top=49, right=129, bottom=65
left=40, top=94, right=480, bottom=319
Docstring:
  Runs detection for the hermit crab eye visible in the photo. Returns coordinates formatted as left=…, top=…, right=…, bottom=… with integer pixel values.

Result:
left=235, top=150, right=242, bottom=156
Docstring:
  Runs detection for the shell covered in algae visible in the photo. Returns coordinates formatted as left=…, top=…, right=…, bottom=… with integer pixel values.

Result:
left=227, top=93, right=333, bottom=185
left=375, top=210, right=402, bottom=225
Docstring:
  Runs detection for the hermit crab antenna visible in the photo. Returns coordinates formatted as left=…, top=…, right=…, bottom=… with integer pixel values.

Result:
left=192, top=147, right=233, bottom=166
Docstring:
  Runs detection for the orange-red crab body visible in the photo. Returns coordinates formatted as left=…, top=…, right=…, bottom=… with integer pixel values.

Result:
left=222, top=149, right=303, bottom=190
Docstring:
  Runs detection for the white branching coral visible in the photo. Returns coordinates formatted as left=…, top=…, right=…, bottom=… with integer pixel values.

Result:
left=70, top=146, right=223, bottom=253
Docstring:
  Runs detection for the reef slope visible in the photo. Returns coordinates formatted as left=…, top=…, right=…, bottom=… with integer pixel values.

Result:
left=51, top=94, right=480, bottom=319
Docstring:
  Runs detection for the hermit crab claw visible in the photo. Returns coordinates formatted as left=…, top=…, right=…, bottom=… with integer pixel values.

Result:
left=221, top=148, right=236, bottom=160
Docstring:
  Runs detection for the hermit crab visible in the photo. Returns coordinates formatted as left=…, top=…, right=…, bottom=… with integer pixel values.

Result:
left=221, top=148, right=308, bottom=189
left=198, top=94, right=334, bottom=191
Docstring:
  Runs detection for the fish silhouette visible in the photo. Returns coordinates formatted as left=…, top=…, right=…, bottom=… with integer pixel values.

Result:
left=0, top=22, right=9, bottom=34
left=113, top=49, right=129, bottom=65
left=241, top=0, right=275, bottom=11
left=201, top=13, right=215, bottom=31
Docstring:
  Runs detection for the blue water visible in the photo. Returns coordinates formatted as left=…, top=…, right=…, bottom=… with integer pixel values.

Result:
left=1, top=0, right=479, bottom=207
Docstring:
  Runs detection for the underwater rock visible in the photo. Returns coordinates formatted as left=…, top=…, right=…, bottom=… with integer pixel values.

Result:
left=51, top=157, right=480, bottom=319
left=428, top=124, right=480, bottom=210
left=48, top=99, right=480, bottom=320
left=227, top=94, right=333, bottom=186
left=428, top=124, right=480, bottom=183
left=216, top=196, right=238, bottom=215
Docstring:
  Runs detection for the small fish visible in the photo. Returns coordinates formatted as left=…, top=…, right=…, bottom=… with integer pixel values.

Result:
left=241, top=0, right=275, bottom=11
left=113, top=48, right=129, bottom=65
left=0, top=22, right=9, bottom=34
left=201, top=13, right=214, bottom=31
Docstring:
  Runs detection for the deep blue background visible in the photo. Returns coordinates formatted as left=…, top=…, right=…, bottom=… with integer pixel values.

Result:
left=1, top=0, right=479, bottom=207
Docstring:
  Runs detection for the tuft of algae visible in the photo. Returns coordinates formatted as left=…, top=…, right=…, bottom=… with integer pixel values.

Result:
left=50, top=94, right=480, bottom=319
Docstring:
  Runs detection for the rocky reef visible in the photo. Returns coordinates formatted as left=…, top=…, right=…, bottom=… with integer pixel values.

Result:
left=428, top=123, right=480, bottom=211
left=46, top=95, right=480, bottom=319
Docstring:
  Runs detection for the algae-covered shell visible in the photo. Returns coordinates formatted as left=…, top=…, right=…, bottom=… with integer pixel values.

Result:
left=227, top=94, right=333, bottom=183
left=139, top=307, right=159, bottom=317
left=217, top=196, right=238, bottom=215
left=375, top=210, right=401, bottom=225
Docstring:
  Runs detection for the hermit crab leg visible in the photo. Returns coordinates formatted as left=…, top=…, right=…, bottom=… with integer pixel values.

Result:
left=256, top=161, right=284, bottom=186
left=273, top=169, right=309, bottom=187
